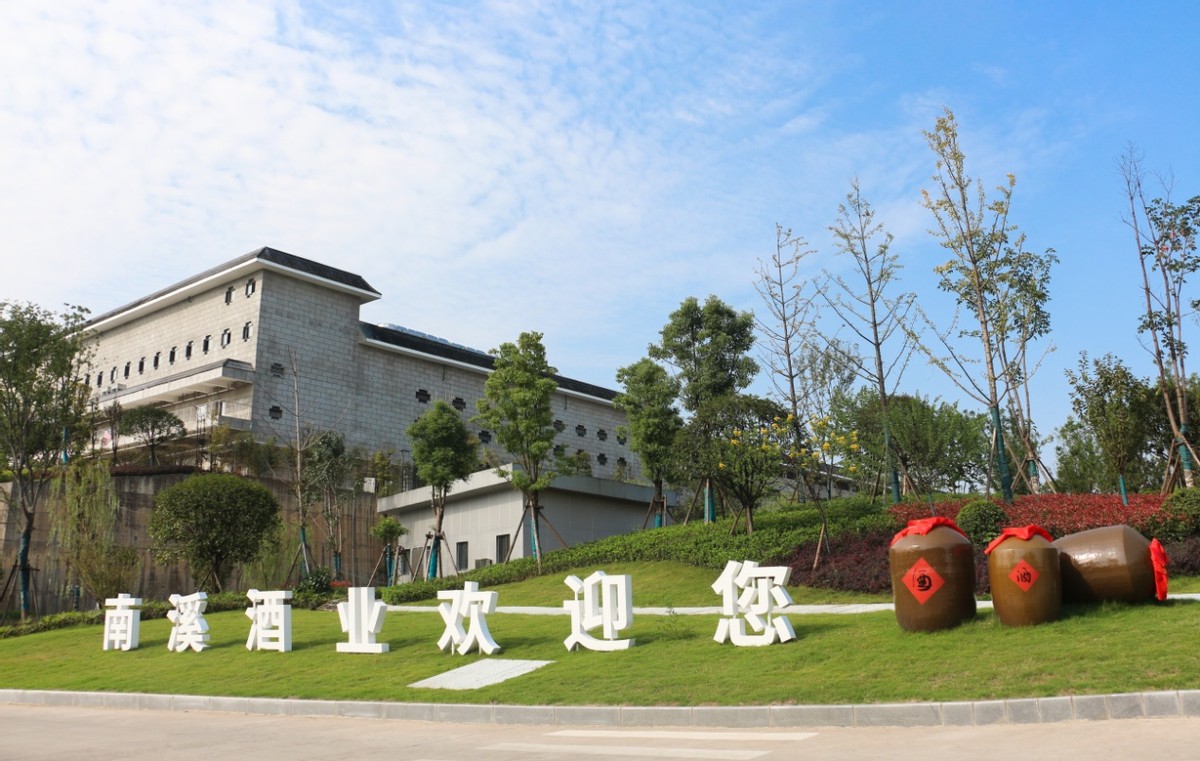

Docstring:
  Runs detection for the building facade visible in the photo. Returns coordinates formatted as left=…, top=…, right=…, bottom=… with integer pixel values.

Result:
left=378, top=465, right=668, bottom=578
left=85, top=247, right=635, bottom=479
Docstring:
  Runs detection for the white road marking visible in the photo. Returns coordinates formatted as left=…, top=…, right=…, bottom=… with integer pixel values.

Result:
left=483, top=743, right=769, bottom=759
left=550, top=730, right=817, bottom=742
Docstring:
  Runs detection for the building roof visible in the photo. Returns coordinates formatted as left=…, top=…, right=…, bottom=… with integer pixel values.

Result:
left=87, top=247, right=381, bottom=331
left=360, top=322, right=618, bottom=402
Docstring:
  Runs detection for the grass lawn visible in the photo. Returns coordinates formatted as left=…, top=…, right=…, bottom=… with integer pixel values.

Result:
left=1, top=578, right=1197, bottom=706
left=399, top=561, right=893, bottom=607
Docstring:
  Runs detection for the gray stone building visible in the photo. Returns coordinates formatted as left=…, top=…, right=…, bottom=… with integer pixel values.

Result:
left=85, top=247, right=635, bottom=480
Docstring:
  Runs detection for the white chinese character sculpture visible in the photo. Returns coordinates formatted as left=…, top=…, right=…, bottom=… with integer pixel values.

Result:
left=563, top=571, right=634, bottom=651
left=337, top=586, right=389, bottom=653
left=437, top=581, right=500, bottom=655
left=246, top=589, right=293, bottom=652
left=103, top=593, right=142, bottom=651
left=167, top=592, right=210, bottom=652
left=711, top=560, right=796, bottom=647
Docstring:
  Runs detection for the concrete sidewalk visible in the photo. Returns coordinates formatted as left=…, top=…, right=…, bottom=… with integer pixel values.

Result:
left=3, top=687, right=1200, bottom=728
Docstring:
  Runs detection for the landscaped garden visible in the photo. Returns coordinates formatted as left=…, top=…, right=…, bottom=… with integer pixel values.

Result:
left=2, top=491, right=1198, bottom=707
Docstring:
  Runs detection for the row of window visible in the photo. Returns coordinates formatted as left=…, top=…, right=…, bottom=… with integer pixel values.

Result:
left=412, top=389, right=625, bottom=445
left=552, top=445, right=624, bottom=469
left=90, top=322, right=253, bottom=389
left=224, top=278, right=257, bottom=304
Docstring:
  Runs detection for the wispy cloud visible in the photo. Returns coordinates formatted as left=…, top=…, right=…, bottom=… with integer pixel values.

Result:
left=2, top=0, right=1196, bottom=447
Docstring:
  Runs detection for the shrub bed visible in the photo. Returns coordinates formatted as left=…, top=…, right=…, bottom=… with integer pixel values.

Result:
left=889, top=493, right=1175, bottom=540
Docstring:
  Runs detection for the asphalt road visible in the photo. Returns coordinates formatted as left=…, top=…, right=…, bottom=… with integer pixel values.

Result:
left=3, top=704, right=1199, bottom=761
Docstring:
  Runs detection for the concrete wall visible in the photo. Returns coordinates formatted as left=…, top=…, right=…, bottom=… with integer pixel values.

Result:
left=0, top=473, right=386, bottom=617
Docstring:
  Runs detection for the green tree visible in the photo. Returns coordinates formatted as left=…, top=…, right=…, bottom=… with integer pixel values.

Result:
left=1122, top=150, right=1200, bottom=489
left=1065, top=353, right=1151, bottom=503
left=1053, top=417, right=1107, bottom=494
left=408, top=400, right=479, bottom=578
left=99, top=401, right=123, bottom=461
left=50, top=459, right=139, bottom=605
left=119, top=406, right=185, bottom=465
left=209, top=424, right=282, bottom=477
left=474, top=331, right=559, bottom=571
left=365, top=449, right=402, bottom=497
left=887, top=394, right=989, bottom=496
left=149, top=473, right=280, bottom=592
left=649, top=295, right=758, bottom=412
left=369, top=515, right=408, bottom=585
left=916, top=108, right=1057, bottom=502
left=614, top=358, right=683, bottom=528
left=0, top=300, right=92, bottom=618
left=302, top=430, right=353, bottom=577
left=650, top=295, right=757, bottom=524
left=679, top=394, right=789, bottom=534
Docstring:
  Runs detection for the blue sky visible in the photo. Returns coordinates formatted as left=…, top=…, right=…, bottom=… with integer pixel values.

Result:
left=2, top=1, right=1199, bottom=467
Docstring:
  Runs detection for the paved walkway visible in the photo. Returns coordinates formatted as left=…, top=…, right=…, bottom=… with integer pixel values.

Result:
left=6, top=704, right=1199, bottom=761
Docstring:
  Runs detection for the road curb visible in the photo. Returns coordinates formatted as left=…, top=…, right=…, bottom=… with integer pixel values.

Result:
left=3, top=688, right=1198, bottom=727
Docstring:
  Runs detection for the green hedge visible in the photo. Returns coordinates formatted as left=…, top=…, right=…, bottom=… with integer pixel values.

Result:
left=0, top=590, right=269, bottom=639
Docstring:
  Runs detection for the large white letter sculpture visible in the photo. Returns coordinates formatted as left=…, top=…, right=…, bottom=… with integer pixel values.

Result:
left=437, top=581, right=500, bottom=655
left=337, top=586, right=389, bottom=653
left=167, top=592, right=210, bottom=652
left=103, top=593, right=142, bottom=651
left=711, top=560, right=796, bottom=647
left=246, top=589, right=293, bottom=652
left=563, top=571, right=634, bottom=651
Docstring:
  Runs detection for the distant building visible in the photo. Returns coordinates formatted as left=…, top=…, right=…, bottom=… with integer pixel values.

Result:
left=84, top=247, right=634, bottom=478
left=378, top=465, right=669, bottom=578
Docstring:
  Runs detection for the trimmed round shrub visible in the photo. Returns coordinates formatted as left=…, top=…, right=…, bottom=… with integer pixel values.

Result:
left=955, top=498, right=1007, bottom=547
left=1145, top=488, right=1200, bottom=542
left=149, top=473, right=280, bottom=592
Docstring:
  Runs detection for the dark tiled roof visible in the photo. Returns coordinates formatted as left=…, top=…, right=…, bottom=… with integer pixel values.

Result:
left=255, top=247, right=379, bottom=295
left=88, top=247, right=379, bottom=327
left=360, top=323, right=618, bottom=402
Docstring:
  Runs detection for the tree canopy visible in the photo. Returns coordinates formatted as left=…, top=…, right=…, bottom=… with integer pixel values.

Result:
left=149, top=473, right=281, bottom=592
left=614, top=357, right=682, bottom=501
left=649, top=295, right=757, bottom=412
left=474, top=331, right=558, bottom=567
left=119, top=406, right=185, bottom=465
left=408, top=399, right=479, bottom=577
left=0, top=300, right=91, bottom=617
left=50, top=459, right=138, bottom=605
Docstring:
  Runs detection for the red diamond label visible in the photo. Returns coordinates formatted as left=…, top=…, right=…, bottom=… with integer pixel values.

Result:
left=1008, top=559, right=1039, bottom=592
left=901, top=558, right=944, bottom=605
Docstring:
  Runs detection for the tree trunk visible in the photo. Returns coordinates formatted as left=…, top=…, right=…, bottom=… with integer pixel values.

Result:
left=18, top=517, right=33, bottom=619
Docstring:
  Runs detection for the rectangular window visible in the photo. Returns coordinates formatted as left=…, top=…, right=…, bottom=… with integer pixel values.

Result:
left=495, top=534, right=510, bottom=564
left=456, top=541, right=469, bottom=574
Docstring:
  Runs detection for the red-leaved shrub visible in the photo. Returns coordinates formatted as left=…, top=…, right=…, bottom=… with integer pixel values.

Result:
left=890, top=493, right=1168, bottom=540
